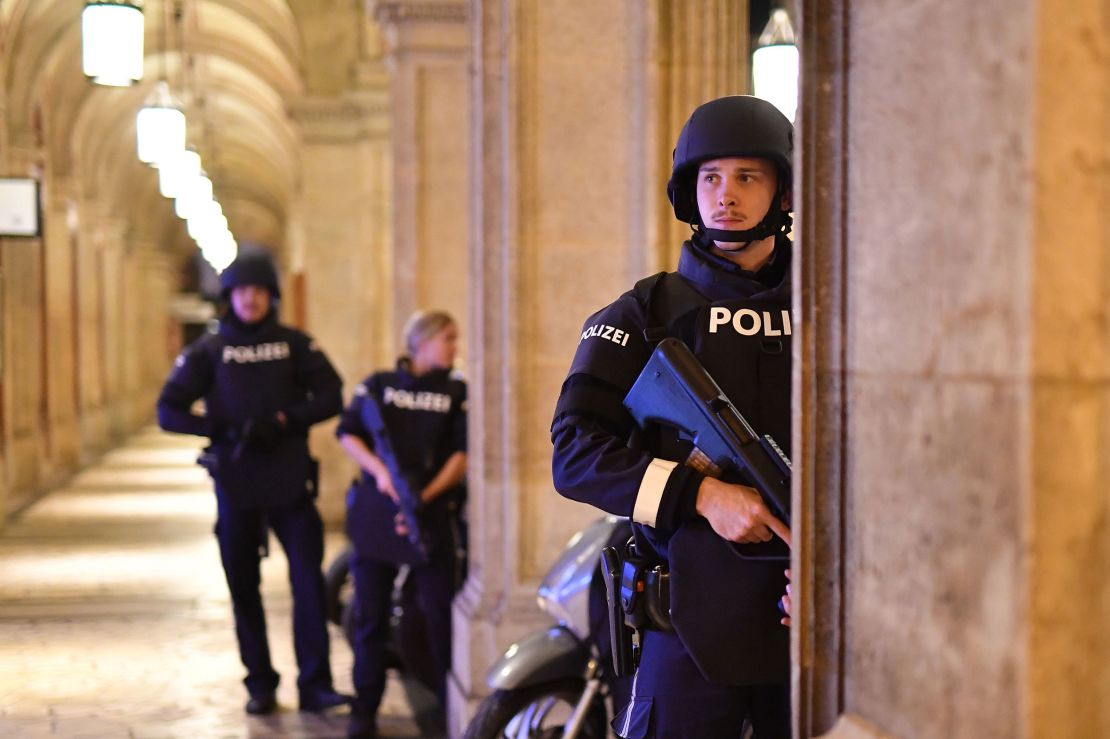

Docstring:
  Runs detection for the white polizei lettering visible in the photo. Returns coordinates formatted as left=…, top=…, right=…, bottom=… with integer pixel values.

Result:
left=762, top=311, right=782, bottom=337
left=580, top=323, right=633, bottom=348
left=221, top=341, right=292, bottom=364
left=709, top=307, right=731, bottom=334
left=733, top=309, right=761, bottom=336
left=782, top=311, right=792, bottom=336
left=382, top=386, right=452, bottom=413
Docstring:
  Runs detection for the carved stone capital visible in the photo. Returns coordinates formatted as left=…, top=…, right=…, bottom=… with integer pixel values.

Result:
left=370, top=0, right=467, bottom=26
left=287, top=94, right=390, bottom=144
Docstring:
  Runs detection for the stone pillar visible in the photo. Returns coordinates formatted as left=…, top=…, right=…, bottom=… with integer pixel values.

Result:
left=371, top=0, right=470, bottom=342
left=288, top=88, right=392, bottom=524
left=795, top=1, right=1110, bottom=737
left=0, top=138, right=47, bottom=510
left=650, top=0, right=750, bottom=269
left=450, top=1, right=659, bottom=732
left=39, top=173, right=81, bottom=475
left=74, top=201, right=114, bottom=457
left=97, top=216, right=128, bottom=442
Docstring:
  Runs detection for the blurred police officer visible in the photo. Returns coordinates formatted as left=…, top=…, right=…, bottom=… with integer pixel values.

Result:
left=157, top=254, right=349, bottom=716
left=551, top=96, right=794, bottom=738
left=337, top=310, right=467, bottom=739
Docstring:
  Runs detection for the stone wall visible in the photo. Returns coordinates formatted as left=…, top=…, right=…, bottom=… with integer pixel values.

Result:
left=797, top=1, right=1110, bottom=737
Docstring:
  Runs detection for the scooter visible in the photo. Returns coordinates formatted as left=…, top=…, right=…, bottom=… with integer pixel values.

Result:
left=463, top=515, right=632, bottom=739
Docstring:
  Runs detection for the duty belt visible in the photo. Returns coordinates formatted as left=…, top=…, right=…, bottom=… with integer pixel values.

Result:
left=623, top=563, right=672, bottom=632
left=600, top=544, right=672, bottom=677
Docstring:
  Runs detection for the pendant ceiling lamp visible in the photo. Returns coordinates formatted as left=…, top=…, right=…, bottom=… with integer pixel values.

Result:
left=137, top=82, right=186, bottom=166
left=82, top=1, right=145, bottom=87
left=136, top=2, right=184, bottom=166
left=158, top=148, right=201, bottom=199
left=752, top=8, right=799, bottom=123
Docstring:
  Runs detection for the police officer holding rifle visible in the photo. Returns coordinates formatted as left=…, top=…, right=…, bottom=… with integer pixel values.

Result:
left=551, top=96, right=795, bottom=738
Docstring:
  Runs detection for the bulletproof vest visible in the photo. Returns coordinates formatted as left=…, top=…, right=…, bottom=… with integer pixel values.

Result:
left=345, top=370, right=466, bottom=565
left=197, top=326, right=316, bottom=510
left=633, top=270, right=791, bottom=686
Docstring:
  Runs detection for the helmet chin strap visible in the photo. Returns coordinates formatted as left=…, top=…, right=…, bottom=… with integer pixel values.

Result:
left=696, top=205, right=790, bottom=243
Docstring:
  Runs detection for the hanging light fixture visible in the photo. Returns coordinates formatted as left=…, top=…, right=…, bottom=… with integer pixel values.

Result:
left=82, top=1, right=145, bottom=87
left=174, top=171, right=214, bottom=219
left=159, top=147, right=200, bottom=198
left=137, top=82, right=186, bottom=166
left=136, top=1, right=184, bottom=166
left=752, top=8, right=799, bottom=123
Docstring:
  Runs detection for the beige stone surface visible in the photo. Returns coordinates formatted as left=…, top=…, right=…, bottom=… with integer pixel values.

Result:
left=0, top=427, right=423, bottom=739
left=799, top=0, right=1110, bottom=736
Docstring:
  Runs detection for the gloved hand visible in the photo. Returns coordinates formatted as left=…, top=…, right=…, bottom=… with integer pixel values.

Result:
left=239, top=415, right=285, bottom=450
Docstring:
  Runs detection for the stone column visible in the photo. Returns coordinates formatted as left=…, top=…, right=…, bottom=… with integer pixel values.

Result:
left=288, top=87, right=392, bottom=524
left=649, top=0, right=750, bottom=269
left=371, top=0, right=470, bottom=342
left=451, top=1, right=659, bottom=732
left=39, top=172, right=81, bottom=475
left=795, top=1, right=1110, bottom=737
left=0, top=137, right=47, bottom=508
left=74, top=200, right=111, bottom=457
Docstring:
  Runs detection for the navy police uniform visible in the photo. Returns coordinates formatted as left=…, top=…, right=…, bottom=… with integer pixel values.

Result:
left=548, top=234, right=790, bottom=732
left=156, top=267, right=343, bottom=706
left=337, top=361, right=467, bottom=718
left=552, top=95, right=795, bottom=739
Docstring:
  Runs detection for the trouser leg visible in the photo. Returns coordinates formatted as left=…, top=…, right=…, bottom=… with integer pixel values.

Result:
left=410, top=557, right=455, bottom=708
left=214, top=497, right=279, bottom=697
left=269, top=497, right=333, bottom=693
left=349, top=552, right=398, bottom=717
left=613, top=630, right=790, bottom=739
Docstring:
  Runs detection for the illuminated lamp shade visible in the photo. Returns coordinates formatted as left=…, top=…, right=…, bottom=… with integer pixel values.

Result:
left=82, top=2, right=145, bottom=87
left=136, top=82, right=186, bottom=166
left=159, top=149, right=201, bottom=199
left=752, top=9, right=799, bottom=123
left=188, top=211, right=227, bottom=242
left=200, top=233, right=237, bottom=272
left=174, top=173, right=214, bottom=219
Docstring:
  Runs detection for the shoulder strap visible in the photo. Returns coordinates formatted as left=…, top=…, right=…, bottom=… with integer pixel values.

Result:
left=632, top=271, right=706, bottom=345
left=193, top=331, right=224, bottom=362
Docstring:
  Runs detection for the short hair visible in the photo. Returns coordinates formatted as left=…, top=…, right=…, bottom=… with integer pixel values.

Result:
left=402, top=310, right=456, bottom=356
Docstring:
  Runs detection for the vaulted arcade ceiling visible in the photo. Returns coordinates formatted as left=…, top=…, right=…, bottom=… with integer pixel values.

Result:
left=0, top=0, right=382, bottom=260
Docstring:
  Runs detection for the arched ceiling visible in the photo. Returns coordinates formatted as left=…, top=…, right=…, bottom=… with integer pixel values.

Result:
left=0, top=0, right=327, bottom=265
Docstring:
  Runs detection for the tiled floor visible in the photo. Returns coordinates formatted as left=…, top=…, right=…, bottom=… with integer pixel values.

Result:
left=0, top=428, right=423, bottom=738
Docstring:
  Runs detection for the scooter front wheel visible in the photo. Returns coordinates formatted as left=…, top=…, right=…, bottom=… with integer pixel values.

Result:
left=463, top=678, right=608, bottom=739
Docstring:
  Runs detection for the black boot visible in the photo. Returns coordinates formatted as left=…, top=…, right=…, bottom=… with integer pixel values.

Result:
left=299, top=687, right=352, bottom=713
left=347, top=699, right=378, bottom=739
left=245, top=692, right=278, bottom=715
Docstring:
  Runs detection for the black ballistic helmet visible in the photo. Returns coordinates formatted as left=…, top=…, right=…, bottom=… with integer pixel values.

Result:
left=667, top=95, right=793, bottom=242
left=219, top=254, right=281, bottom=299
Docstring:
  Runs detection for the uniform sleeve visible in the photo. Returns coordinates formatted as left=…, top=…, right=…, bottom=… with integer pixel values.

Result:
left=156, top=342, right=216, bottom=438
left=284, top=333, right=343, bottom=430
left=550, top=296, right=703, bottom=531
left=335, top=380, right=374, bottom=449
left=448, top=381, right=467, bottom=455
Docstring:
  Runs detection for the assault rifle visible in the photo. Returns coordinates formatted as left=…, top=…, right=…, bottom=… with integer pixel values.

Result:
left=359, top=394, right=430, bottom=563
left=624, top=337, right=791, bottom=544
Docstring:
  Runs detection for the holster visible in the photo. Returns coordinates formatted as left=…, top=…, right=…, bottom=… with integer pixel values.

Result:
left=600, top=540, right=673, bottom=678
